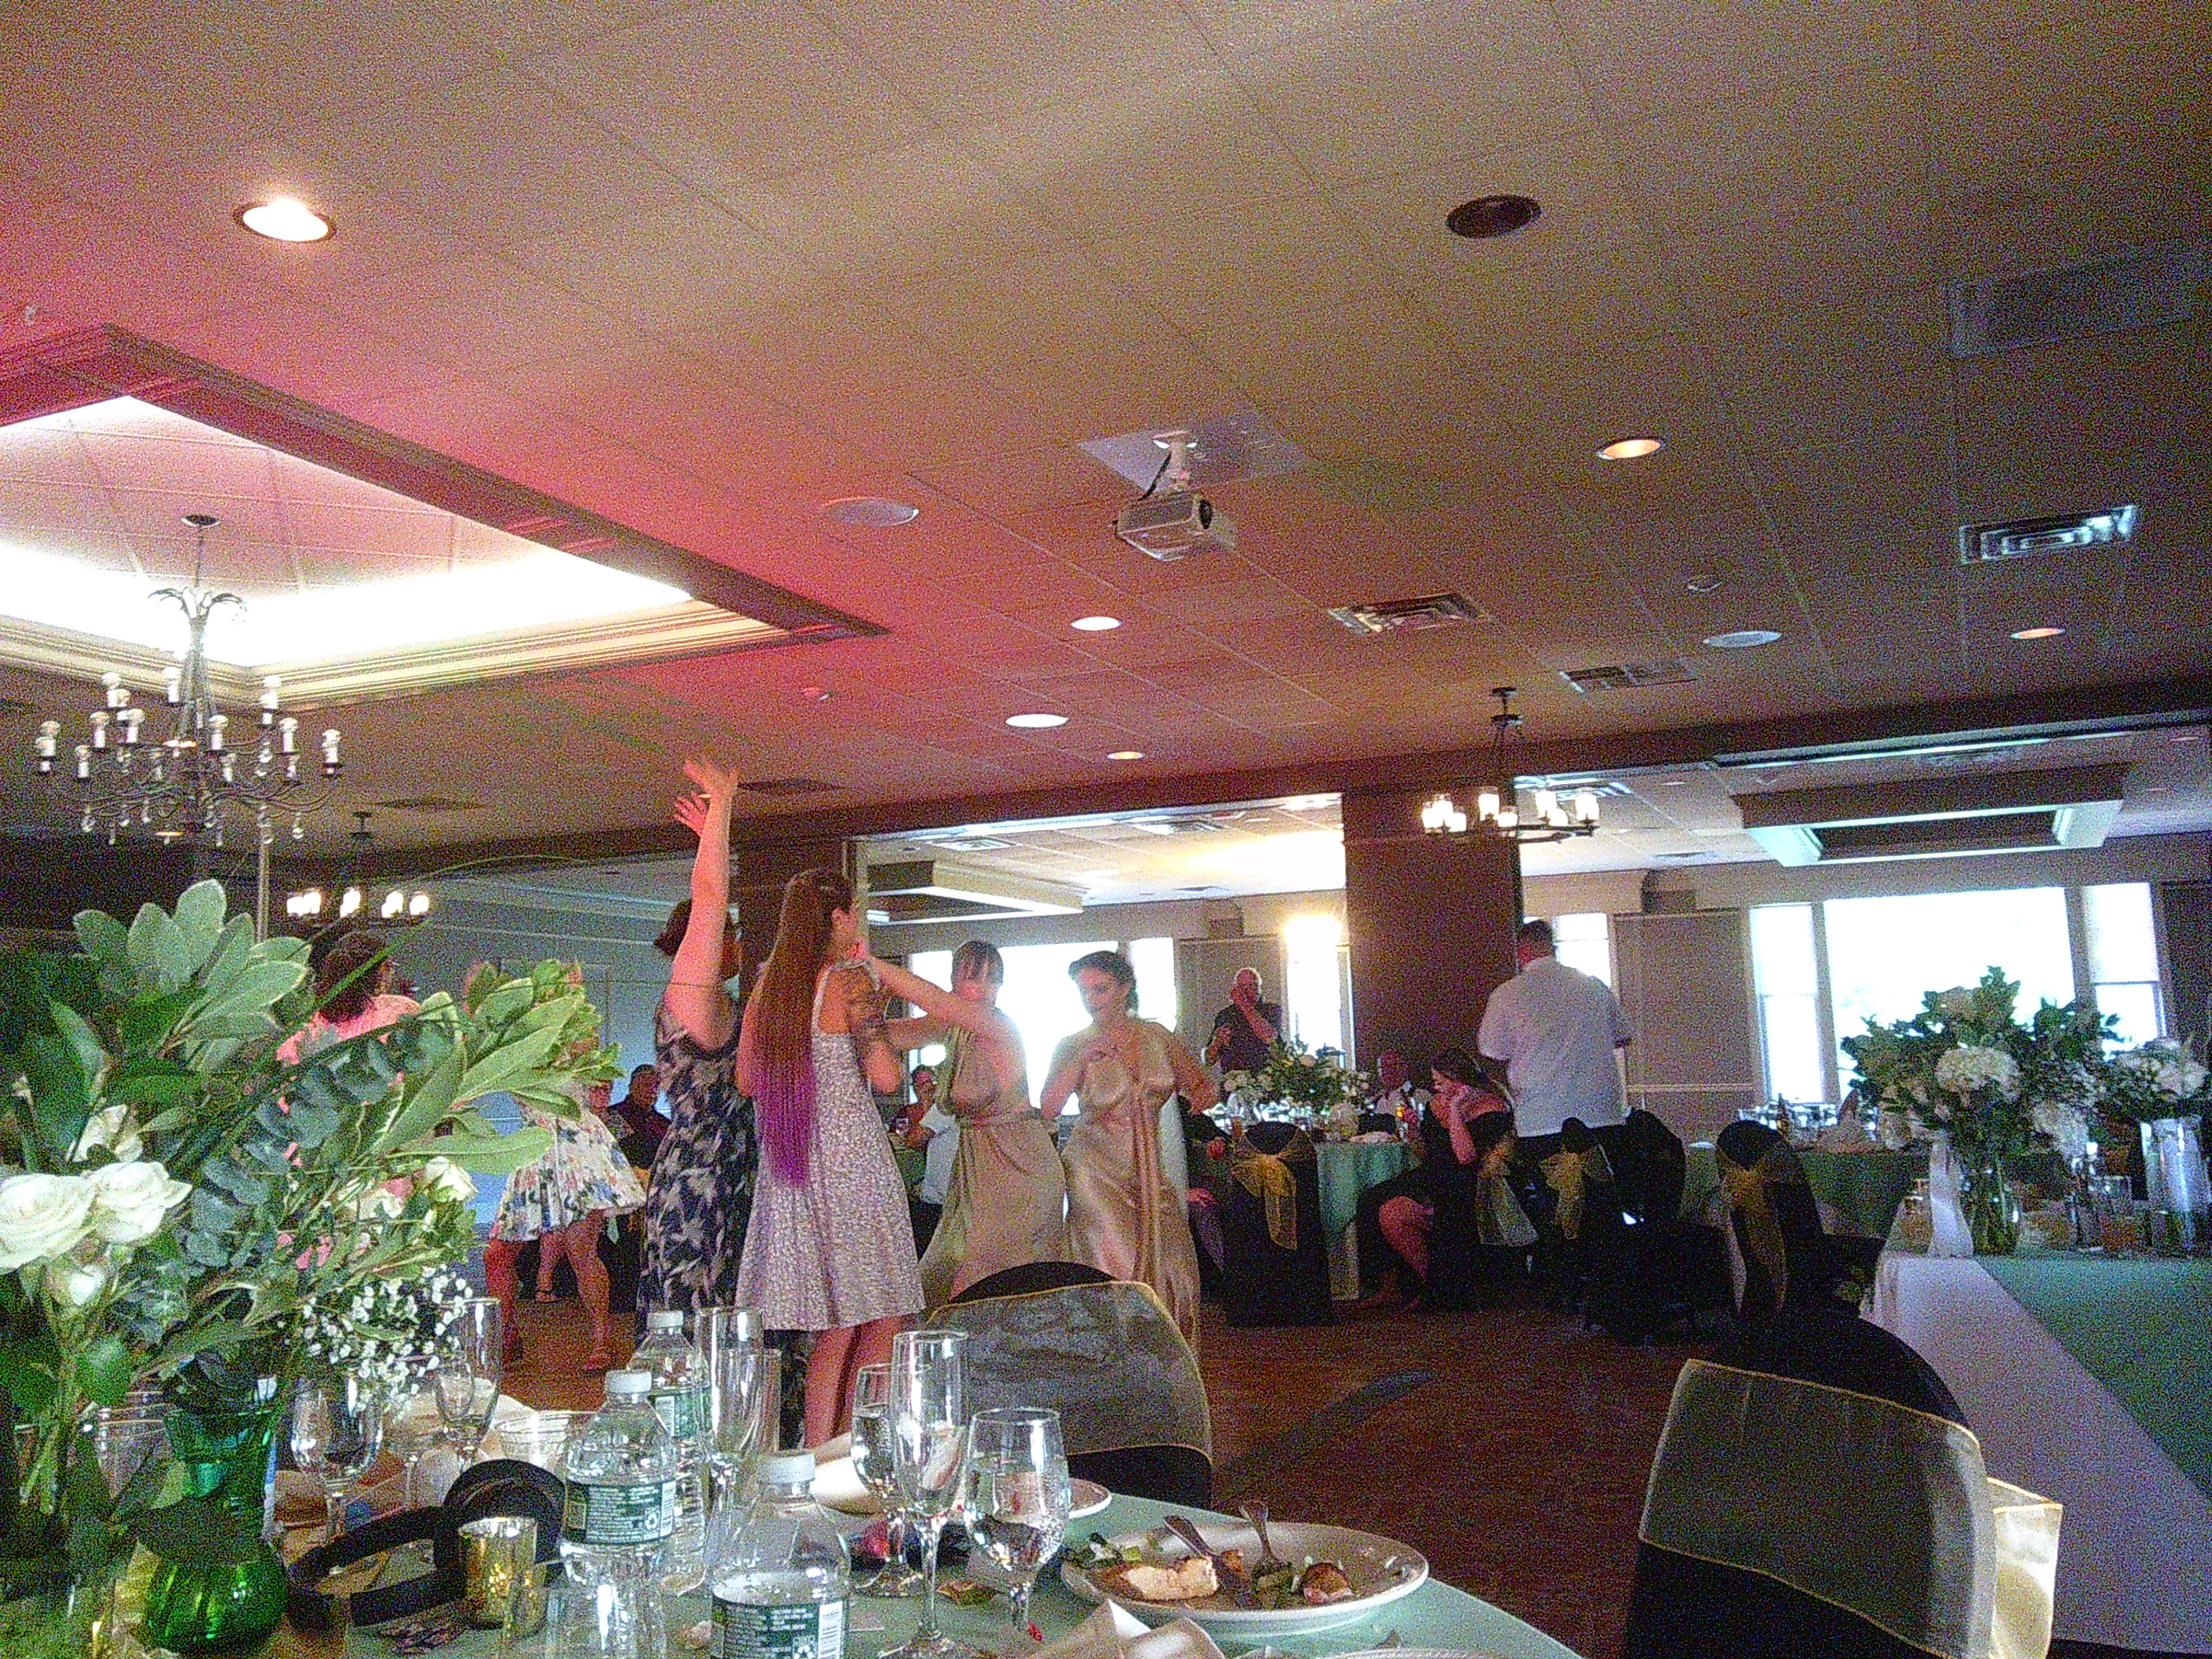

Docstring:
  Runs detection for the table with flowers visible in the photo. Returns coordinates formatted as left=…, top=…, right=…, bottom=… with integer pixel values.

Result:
left=1315, top=1139, right=1410, bottom=1299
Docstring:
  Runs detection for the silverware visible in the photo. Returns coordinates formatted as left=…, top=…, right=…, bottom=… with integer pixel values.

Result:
left=1238, top=1501, right=1285, bottom=1574
left=1164, top=1514, right=1260, bottom=1609
left=1377, top=1631, right=1404, bottom=1649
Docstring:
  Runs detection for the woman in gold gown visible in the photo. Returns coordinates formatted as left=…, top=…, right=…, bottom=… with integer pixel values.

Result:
left=1039, top=949, right=1216, bottom=1343
left=872, top=942, right=1067, bottom=1307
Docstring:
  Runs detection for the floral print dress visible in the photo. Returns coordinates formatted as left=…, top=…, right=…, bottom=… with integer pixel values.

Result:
left=491, top=1097, right=647, bottom=1240
left=636, top=1002, right=757, bottom=1313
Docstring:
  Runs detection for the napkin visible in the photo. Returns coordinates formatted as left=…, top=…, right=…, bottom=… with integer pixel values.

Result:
left=811, top=1453, right=878, bottom=1516
left=1040, top=1603, right=1226, bottom=1659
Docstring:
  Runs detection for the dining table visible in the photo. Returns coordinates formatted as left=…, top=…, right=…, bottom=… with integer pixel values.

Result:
left=1315, top=1138, right=1410, bottom=1300
left=1868, top=1245, right=2212, bottom=1653
left=312, top=1489, right=1585, bottom=1658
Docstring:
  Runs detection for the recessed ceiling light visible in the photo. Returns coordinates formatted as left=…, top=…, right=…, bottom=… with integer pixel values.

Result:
left=2009, top=625, right=2067, bottom=640
left=1704, top=629, right=1781, bottom=649
left=1684, top=574, right=1723, bottom=594
left=1071, top=615, right=1122, bottom=632
left=1598, top=436, right=1665, bottom=462
left=800, top=684, right=834, bottom=703
left=821, top=496, right=919, bottom=527
left=234, top=197, right=334, bottom=243
left=1659, top=778, right=1687, bottom=787
left=1106, top=749, right=1145, bottom=761
left=1446, top=194, right=1541, bottom=239
left=1005, top=713, right=1067, bottom=729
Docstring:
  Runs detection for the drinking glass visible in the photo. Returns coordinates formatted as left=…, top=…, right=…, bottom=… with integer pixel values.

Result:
left=960, top=1409, right=1071, bottom=1654
left=291, top=1375, right=384, bottom=1541
left=384, top=1353, right=443, bottom=1508
left=436, top=1298, right=505, bottom=1465
left=850, top=1363, right=924, bottom=1598
left=703, top=1338, right=779, bottom=1540
left=880, top=1330, right=976, bottom=1659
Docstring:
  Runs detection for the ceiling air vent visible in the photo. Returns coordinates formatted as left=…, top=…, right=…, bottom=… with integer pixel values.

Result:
left=1959, top=505, right=2137, bottom=564
left=1328, top=592, right=1490, bottom=635
left=738, top=777, right=840, bottom=796
left=375, top=796, right=489, bottom=813
left=1561, top=658, right=1696, bottom=692
left=1947, top=239, right=2207, bottom=358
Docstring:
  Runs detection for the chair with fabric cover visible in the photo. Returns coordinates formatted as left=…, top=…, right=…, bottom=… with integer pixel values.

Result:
left=1624, top=1307, right=2060, bottom=1659
left=1215, top=1124, right=1333, bottom=1326
left=926, top=1277, right=1213, bottom=1500
left=1591, top=1109, right=1729, bottom=1343
left=951, top=1261, right=1112, bottom=1303
left=1540, top=1118, right=1629, bottom=1319
left=1355, top=1112, right=1401, bottom=1136
left=1715, top=1121, right=1841, bottom=1321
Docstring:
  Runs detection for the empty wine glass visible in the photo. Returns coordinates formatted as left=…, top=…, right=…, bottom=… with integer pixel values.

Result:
left=849, top=1363, right=922, bottom=1598
left=291, top=1375, right=384, bottom=1542
left=960, top=1409, right=1071, bottom=1655
left=384, top=1352, right=443, bottom=1508
left=703, top=1337, right=779, bottom=1551
left=880, top=1329, right=977, bottom=1659
left=436, top=1298, right=505, bottom=1465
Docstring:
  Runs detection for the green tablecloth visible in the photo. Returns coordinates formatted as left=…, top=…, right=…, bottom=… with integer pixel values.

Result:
left=893, top=1144, right=926, bottom=1189
left=1979, top=1254, right=2212, bottom=1502
left=342, top=1491, right=1582, bottom=1658
left=1682, top=1145, right=1921, bottom=1237
left=1315, top=1140, right=1410, bottom=1236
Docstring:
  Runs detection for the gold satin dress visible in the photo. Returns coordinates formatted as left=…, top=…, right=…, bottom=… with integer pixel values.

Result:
left=1057, top=1019, right=1202, bottom=1343
left=918, top=1029, right=1068, bottom=1308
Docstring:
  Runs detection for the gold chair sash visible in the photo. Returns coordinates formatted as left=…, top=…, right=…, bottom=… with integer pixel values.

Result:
left=1540, top=1143, right=1614, bottom=1240
left=1228, top=1147, right=1299, bottom=1250
left=1718, top=1141, right=1807, bottom=1305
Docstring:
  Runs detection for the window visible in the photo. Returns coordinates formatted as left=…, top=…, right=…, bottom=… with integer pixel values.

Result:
left=1127, top=937, right=1179, bottom=1036
left=2085, top=882, right=2165, bottom=1046
left=1282, top=914, right=1345, bottom=1053
left=905, top=949, right=954, bottom=1070
left=1748, top=904, right=1826, bottom=1104
left=997, top=941, right=1113, bottom=1108
left=1548, top=912, right=1613, bottom=987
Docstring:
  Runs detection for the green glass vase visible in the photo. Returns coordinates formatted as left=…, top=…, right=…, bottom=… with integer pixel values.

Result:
left=138, top=1398, right=288, bottom=1654
left=1961, top=1149, right=2020, bottom=1256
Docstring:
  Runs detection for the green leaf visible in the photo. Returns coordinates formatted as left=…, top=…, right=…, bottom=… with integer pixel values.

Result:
left=108, top=1058, right=201, bottom=1113
left=170, top=880, right=227, bottom=972
left=129, top=1494, right=266, bottom=1565
left=70, top=909, right=130, bottom=969
left=47, top=1002, right=107, bottom=1088
left=199, top=914, right=258, bottom=996
left=404, top=1124, right=550, bottom=1174
left=116, top=987, right=204, bottom=1053
left=0, top=1328, right=62, bottom=1415
left=20, top=1032, right=91, bottom=1166
left=75, top=1334, right=133, bottom=1408
left=184, top=959, right=308, bottom=1035
left=125, top=902, right=193, bottom=994
left=472, top=979, right=536, bottom=1027
left=455, top=1026, right=563, bottom=1101
left=374, top=1042, right=466, bottom=1153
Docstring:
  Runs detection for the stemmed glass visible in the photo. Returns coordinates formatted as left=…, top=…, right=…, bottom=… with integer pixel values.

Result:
left=849, top=1363, right=923, bottom=1598
left=291, top=1374, right=384, bottom=1542
left=960, top=1410, right=1071, bottom=1656
left=703, top=1337, right=779, bottom=1559
left=434, top=1298, right=504, bottom=1467
left=880, top=1330, right=977, bottom=1659
left=383, top=1353, right=443, bottom=1508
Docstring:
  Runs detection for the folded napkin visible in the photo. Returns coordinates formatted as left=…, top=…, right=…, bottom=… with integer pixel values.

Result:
left=1041, top=1603, right=1225, bottom=1659
left=1352, top=1130, right=1399, bottom=1144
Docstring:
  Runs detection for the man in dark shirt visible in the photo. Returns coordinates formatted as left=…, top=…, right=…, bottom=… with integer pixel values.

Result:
left=612, top=1063, right=666, bottom=1166
left=1204, top=968, right=1282, bottom=1073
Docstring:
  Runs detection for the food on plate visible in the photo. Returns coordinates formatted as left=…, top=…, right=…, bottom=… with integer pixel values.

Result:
left=936, top=1578, right=996, bottom=1607
left=1075, top=1528, right=1391, bottom=1614
left=1094, top=1557, right=1219, bottom=1603
left=1296, top=1561, right=1354, bottom=1604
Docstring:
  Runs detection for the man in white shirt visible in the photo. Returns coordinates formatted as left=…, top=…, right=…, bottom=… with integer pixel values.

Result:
left=1477, top=918, right=1631, bottom=1160
left=902, top=1065, right=960, bottom=1250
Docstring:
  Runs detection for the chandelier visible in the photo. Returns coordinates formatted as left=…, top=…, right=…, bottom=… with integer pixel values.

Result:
left=29, top=512, right=342, bottom=848
left=1420, top=686, right=1601, bottom=844
left=285, top=811, right=432, bottom=927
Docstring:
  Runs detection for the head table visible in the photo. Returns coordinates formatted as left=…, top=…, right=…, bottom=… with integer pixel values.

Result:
left=311, top=1490, right=1584, bottom=1659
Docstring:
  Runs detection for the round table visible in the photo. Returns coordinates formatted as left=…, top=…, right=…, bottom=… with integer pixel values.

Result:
left=1316, top=1139, right=1410, bottom=1300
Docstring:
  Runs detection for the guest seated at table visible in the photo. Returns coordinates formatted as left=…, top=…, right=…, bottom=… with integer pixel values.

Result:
left=1368, top=1049, right=1534, bottom=1308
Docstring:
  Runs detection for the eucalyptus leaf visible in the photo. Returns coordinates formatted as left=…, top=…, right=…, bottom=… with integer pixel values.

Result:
left=287, top=1099, right=341, bottom=1146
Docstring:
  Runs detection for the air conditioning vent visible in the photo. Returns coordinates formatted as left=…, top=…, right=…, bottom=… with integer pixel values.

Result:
left=738, top=776, right=840, bottom=796
left=375, top=796, right=489, bottom=813
left=1562, top=659, right=1696, bottom=692
left=1959, top=506, right=2138, bottom=563
left=1947, top=239, right=2207, bottom=357
left=1328, top=592, right=1491, bottom=635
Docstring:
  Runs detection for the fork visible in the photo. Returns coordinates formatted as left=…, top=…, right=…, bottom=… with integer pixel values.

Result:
left=1164, top=1514, right=1261, bottom=1610
left=1238, top=1500, right=1286, bottom=1574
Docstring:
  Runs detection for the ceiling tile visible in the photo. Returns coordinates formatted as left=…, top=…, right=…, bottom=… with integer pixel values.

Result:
left=1664, top=192, right=1938, bottom=317
left=1087, top=194, right=1384, bottom=324
left=321, top=257, right=640, bottom=373
left=1555, top=0, right=1915, bottom=118
left=506, top=202, right=830, bottom=334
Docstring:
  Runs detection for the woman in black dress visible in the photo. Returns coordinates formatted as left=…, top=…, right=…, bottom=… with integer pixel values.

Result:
left=1360, top=1048, right=1522, bottom=1303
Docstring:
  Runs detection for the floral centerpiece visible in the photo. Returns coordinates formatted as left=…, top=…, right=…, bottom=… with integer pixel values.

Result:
left=1223, top=1040, right=1368, bottom=1134
left=1841, top=968, right=2106, bottom=1254
left=0, top=882, right=613, bottom=1656
left=2097, top=1038, right=2211, bottom=1242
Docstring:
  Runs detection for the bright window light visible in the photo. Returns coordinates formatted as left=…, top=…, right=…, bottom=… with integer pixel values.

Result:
left=1547, top=912, right=1613, bottom=987
left=2085, top=882, right=2165, bottom=1046
left=1128, top=937, right=1179, bottom=1036
left=1749, top=904, right=1826, bottom=1105
left=1282, top=914, right=1345, bottom=1055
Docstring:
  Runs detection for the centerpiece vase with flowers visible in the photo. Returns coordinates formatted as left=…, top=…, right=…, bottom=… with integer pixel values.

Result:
left=0, top=882, right=615, bottom=1656
left=1843, top=968, right=2106, bottom=1257
left=1221, top=1039, right=1367, bottom=1134
left=2097, top=1038, right=2212, bottom=1249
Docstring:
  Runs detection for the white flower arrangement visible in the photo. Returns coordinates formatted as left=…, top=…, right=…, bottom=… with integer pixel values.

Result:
left=1933, top=1043, right=2022, bottom=1103
left=299, top=1267, right=472, bottom=1399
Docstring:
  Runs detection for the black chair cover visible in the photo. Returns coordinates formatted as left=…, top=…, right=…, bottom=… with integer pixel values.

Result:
left=1586, top=1110, right=1727, bottom=1343
left=1067, top=1445, right=1214, bottom=1509
left=1717, top=1122, right=1841, bottom=1320
left=951, top=1261, right=1112, bottom=1303
left=1216, top=1126, right=1333, bottom=1326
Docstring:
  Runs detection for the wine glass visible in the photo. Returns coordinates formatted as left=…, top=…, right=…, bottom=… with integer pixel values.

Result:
left=960, top=1409, right=1071, bottom=1655
left=880, top=1330, right=977, bottom=1659
left=849, top=1363, right=923, bottom=1598
left=436, top=1298, right=504, bottom=1469
left=703, top=1338, right=778, bottom=1549
left=291, top=1375, right=384, bottom=1542
left=384, top=1352, right=443, bottom=1508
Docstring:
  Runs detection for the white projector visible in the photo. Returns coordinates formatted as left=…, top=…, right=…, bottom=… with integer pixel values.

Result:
left=1114, top=490, right=1235, bottom=560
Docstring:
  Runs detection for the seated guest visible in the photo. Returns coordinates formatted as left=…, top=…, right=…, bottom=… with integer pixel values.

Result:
left=612, top=1063, right=668, bottom=1166
left=902, top=1064, right=955, bottom=1252
left=1367, top=1049, right=1531, bottom=1305
left=1368, top=1048, right=1415, bottom=1114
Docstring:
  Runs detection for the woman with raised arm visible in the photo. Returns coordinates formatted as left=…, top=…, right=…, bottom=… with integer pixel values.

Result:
left=635, top=758, right=756, bottom=1321
left=735, top=869, right=922, bottom=1446
left=1040, top=949, right=1214, bottom=1343
left=868, top=941, right=1067, bottom=1307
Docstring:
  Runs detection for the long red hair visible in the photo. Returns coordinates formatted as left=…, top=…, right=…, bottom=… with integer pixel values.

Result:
left=749, top=867, right=852, bottom=1184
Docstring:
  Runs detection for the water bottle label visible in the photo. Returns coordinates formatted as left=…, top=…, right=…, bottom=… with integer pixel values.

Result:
left=653, top=1384, right=708, bottom=1442
left=563, top=1479, right=678, bottom=1545
left=712, top=1596, right=845, bottom=1659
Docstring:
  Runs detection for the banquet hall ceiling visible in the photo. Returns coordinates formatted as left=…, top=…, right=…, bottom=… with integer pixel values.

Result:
left=1, top=0, right=2208, bottom=857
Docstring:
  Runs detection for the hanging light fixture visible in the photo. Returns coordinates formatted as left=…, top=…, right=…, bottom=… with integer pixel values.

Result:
left=29, top=513, right=342, bottom=848
left=1421, top=687, right=1601, bottom=845
left=284, top=810, right=431, bottom=928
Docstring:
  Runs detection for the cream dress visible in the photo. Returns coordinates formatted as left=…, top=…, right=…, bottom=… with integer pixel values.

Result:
left=918, top=1027, right=1067, bottom=1307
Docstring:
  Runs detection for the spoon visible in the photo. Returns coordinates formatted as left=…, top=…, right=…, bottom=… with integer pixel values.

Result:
left=1163, top=1515, right=1259, bottom=1609
left=1238, top=1501, right=1286, bottom=1574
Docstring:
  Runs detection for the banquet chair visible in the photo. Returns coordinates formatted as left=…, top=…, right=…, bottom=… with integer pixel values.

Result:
left=951, top=1261, right=1111, bottom=1301
left=926, top=1276, right=1214, bottom=1504
left=1625, top=1308, right=2060, bottom=1659
left=1215, top=1123, right=1334, bottom=1326
left=1591, top=1109, right=1729, bottom=1343
left=1715, top=1120, right=1841, bottom=1322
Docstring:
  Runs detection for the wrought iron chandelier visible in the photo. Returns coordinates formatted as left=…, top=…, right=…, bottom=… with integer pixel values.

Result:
left=30, top=512, right=342, bottom=848
left=1420, top=686, right=1600, bottom=845
left=284, top=811, right=431, bottom=926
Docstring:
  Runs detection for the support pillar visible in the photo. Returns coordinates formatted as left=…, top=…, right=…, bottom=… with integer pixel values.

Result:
left=731, top=834, right=851, bottom=991
left=1341, top=787, right=1521, bottom=1065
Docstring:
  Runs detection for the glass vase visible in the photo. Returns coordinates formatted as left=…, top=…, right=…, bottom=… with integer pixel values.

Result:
left=2141, top=1118, right=2209, bottom=1252
left=1960, top=1148, right=2020, bottom=1256
left=137, top=1397, right=288, bottom=1655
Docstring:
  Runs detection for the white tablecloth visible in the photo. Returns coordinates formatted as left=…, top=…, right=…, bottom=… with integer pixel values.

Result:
left=1868, top=1251, right=2212, bottom=1653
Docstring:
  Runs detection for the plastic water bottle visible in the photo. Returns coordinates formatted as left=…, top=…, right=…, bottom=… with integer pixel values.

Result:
left=560, top=1369, right=677, bottom=1659
left=634, top=1309, right=710, bottom=1591
left=710, top=1450, right=849, bottom=1659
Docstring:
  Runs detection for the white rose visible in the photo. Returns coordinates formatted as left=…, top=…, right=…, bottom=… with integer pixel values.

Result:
left=71, top=1105, right=143, bottom=1164
left=355, top=1184, right=405, bottom=1221
left=45, top=1256, right=109, bottom=1308
left=85, top=1160, right=190, bottom=1245
left=0, top=1173, right=98, bottom=1273
left=417, top=1157, right=475, bottom=1204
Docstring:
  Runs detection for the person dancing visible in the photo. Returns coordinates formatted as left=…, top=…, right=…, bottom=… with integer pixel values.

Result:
left=869, top=942, right=1067, bottom=1307
left=1040, top=949, right=1214, bottom=1343
left=735, top=869, right=922, bottom=1446
left=636, top=759, right=756, bottom=1317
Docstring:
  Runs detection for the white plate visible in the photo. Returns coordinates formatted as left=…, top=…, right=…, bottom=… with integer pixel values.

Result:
left=1069, top=1479, right=1111, bottom=1519
left=1061, top=1519, right=1429, bottom=1637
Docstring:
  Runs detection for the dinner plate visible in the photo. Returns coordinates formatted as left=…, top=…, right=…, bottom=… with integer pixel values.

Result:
left=1069, top=1478, right=1111, bottom=1519
left=1061, top=1519, right=1429, bottom=1636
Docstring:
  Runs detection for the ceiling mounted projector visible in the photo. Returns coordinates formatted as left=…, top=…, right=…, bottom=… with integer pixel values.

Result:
left=1113, top=430, right=1235, bottom=560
